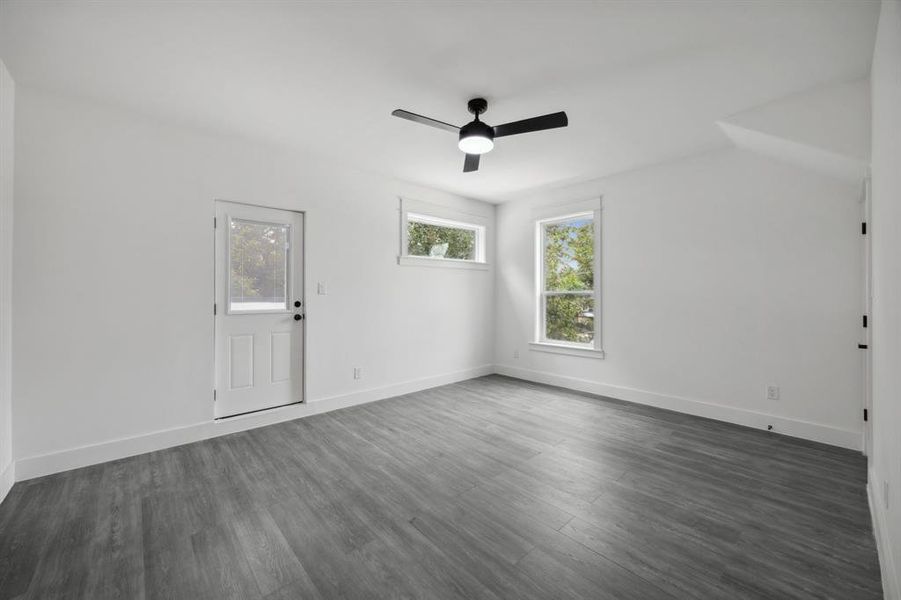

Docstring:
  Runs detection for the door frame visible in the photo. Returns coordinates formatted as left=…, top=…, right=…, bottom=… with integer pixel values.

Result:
left=212, top=199, right=307, bottom=420
left=861, top=177, right=872, bottom=457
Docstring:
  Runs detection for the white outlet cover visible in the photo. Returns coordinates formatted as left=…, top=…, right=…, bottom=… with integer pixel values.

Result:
left=317, top=282, right=327, bottom=295
left=766, top=385, right=780, bottom=400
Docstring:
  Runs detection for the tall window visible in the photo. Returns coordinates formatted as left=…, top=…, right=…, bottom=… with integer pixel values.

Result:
left=536, top=210, right=601, bottom=352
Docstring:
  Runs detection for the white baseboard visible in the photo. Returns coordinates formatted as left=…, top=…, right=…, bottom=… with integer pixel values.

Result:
left=870, top=468, right=900, bottom=600
left=0, top=459, right=13, bottom=504
left=9, top=362, right=863, bottom=482
left=14, top=364, right=494, bottom=482
left=495, top=364, right=862, bottom=450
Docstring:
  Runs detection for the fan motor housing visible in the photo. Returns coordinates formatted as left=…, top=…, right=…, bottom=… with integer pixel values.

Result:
left=459, top=119, right=494, bottom=144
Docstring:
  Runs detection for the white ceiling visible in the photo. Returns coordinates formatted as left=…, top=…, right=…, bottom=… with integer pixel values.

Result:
left=0, top=0, right=880, bottom=202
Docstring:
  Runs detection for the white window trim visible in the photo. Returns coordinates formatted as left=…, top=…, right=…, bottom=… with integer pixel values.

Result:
left=398, top=197, right=490, bottom=270
left=532, top=198, right=604, bottom=358
left=528, top=341, right=606, bottom=359
left=397, top=255, right=489, bottom=270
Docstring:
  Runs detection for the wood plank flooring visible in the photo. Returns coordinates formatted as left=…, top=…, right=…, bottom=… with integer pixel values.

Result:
left=0, top=375, right=882, bottom=599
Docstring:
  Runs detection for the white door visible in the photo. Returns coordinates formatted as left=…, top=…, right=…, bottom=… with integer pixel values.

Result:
left=215, top=201, right=304, bottom=418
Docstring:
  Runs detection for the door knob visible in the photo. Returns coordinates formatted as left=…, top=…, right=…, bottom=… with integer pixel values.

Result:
left=294, top=314, right=302, bottom=321
left=294, top=300, right=301, bottom=308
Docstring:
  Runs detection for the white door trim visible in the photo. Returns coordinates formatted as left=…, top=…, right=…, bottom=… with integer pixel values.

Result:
left=861, top=177, right=872, bottom=457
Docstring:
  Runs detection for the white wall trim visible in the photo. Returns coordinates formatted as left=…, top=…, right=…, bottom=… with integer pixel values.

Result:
left=495, top=364, right=862, bottom=450
left=0, top=460, right=13, bottom=505
left=14, top=364, right=494, bottom=481
left=870, top=468, right=901, bottom=600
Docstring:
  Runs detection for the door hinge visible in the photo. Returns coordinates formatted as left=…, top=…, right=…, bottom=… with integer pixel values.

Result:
left=864, top=408, right=868, bottom=422
left=862, top=222, right=867, bottom=235
left=863, top=315, right=868, bottom=328
left=858, top=343, right=868, bottom=349
left=214, top=217, right=217, bottom=228
left=214, top=303, right=217, bottom=315
left=213, top=389, right=217, bottom=401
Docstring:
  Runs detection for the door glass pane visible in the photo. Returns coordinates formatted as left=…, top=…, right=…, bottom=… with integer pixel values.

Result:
left=545, top=295, right=594, bottom=344
left=229, top=218, right=289, bottom=312
left=543, top=216, right=594, bottom=292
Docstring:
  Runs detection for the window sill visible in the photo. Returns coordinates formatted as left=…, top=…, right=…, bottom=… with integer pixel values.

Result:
left=397, top=256, right=489, bottom=270
left=529, top=342, right=606, bottom=359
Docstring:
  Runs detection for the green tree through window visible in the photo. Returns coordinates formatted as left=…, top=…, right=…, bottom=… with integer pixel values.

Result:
left=542, top=216, right=595, bottom=344
left=229, top=219, right=289, bottom=311
left=407, top=218, right=477, bottom=260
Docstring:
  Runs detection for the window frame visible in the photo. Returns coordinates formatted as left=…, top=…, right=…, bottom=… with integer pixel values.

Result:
left=532, top=201, right=604, bottom=358
left=398, top=197, right=489, bottom=270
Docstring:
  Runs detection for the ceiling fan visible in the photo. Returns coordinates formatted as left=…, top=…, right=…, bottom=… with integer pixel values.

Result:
left=391, top=98, right=568, bottom=173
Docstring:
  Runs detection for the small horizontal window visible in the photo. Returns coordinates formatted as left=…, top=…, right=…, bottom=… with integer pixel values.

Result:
left=401, top=212, right=487, bottom=265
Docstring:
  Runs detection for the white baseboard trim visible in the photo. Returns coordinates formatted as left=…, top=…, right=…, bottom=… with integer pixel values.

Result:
left=869, top=468, right=900, bottom=600
left=495, top=364, right=862, bottom=450
left=14, top=364, right=494, bottom=482
left=10, top=362, right=863, bottom=482
left=0, top=460, right=13, bottom=504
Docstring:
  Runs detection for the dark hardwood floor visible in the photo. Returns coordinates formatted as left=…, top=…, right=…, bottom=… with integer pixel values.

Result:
left=0, top=375, right=882, bottom=599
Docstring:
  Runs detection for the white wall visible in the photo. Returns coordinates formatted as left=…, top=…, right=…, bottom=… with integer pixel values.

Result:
left=0, top=60, right=14, bottom=500
left=12, top=87, right=495, bottom=477
left=495, top=148, right=863, bottom=449
left=870, top=1, right=901, bottom=597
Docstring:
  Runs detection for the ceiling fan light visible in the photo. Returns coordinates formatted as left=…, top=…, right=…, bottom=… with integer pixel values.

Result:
left=458, top=135, right=494, bottom=154
left=458, top=119, right=495, bottom=155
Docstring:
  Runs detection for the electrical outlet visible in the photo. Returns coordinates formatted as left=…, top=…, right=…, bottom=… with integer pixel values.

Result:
left=353, top=367, right=361, bottom=380
left=317, top=282, right=328, bottom=295
left=884, top=481, right=890, bottom=510
left=766, top=385, right=780, bottom=401
left=513, top=349, right=520, bottom=359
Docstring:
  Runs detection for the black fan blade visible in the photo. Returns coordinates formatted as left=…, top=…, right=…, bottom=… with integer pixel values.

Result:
left=493, top=111, right=568, bottom=138
left=391, top=109, right=459, bottom=133
left=463, top=153, right=480, bottom=172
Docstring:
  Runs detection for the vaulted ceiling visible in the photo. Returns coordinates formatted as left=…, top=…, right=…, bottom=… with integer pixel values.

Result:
left=0, top=1, right=880, bottom=202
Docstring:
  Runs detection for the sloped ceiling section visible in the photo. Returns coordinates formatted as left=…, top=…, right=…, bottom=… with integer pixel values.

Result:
left=717, top=80, right=870, bottom=183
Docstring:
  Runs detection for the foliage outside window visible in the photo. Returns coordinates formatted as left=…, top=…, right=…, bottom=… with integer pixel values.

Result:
left=229, top=218, right=290, bottom=312
left=405, top=213, right=485, bottom=262
left=539, top=214, right=597, bottom=346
